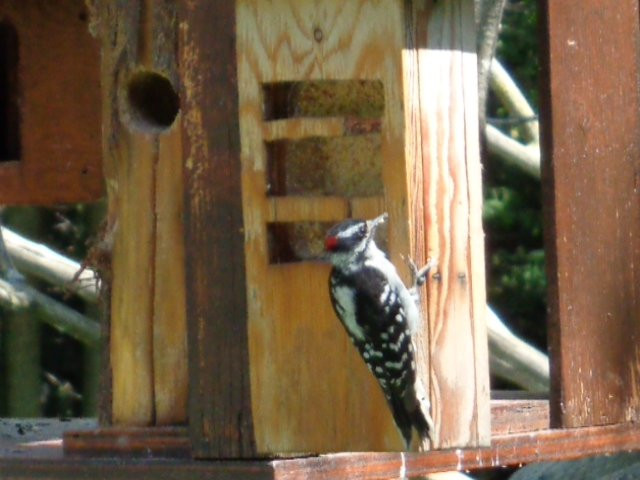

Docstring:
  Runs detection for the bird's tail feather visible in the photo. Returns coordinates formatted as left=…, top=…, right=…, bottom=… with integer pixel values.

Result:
left=410, top=378, right=434, bottom=450
left=388, top=394, right=414, bottom=450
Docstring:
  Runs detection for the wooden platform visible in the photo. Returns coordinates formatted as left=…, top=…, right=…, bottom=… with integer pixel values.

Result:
left=3, top=402, right=640, bottom=479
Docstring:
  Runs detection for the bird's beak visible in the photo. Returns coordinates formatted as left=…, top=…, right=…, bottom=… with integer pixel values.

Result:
left=367, top=212, right=388, bottom=237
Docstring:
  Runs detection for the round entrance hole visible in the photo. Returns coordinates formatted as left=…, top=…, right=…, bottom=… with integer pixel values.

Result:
left=125, top=70, right=180, bottom=132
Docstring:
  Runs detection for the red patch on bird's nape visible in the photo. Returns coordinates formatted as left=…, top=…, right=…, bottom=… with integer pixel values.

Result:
left=325, top=236, right=339, bottom=251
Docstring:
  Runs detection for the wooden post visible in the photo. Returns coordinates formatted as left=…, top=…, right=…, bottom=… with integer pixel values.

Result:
left=540, top=0, right=640, bottom=428
left=180, top=0, right=256, bottom=458
left=404, top=0, right=490, bottom=448
left=95, top=0, right=186, bottom=426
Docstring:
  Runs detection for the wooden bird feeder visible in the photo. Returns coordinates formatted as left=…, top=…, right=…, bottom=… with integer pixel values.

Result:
left=0, top=2, right=102, bottom=205
left=180, top=0, right=489, bottom=455
left=3, top=0, right=640, bottom=478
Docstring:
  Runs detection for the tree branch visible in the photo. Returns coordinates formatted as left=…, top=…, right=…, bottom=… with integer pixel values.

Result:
left=485, top=124, right=540, bottom=179
left=0, top=227, right=101, bottom=347
left=487, top=306, right=550, bottom=392
left=489, top=58, right=539, bottom=143
left=1, top=226, right=100, bottom=303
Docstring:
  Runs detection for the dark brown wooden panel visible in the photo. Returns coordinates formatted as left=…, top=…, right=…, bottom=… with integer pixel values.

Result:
left=179, top=1, right=256, bottom=458
left=0, top=1, right=103, bottom=204
left=540, top=0, right=640, bottom=428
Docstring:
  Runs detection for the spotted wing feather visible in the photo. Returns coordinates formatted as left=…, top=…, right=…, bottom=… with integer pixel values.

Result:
left=329, top=265, right=421, bottom=447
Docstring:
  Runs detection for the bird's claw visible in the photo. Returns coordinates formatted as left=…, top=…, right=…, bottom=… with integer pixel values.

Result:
left=403, top=255, right=437, bottom=289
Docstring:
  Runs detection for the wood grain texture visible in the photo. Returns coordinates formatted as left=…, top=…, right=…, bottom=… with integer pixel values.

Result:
left=272, top=424, right=640, bottom=479
left=237, top=0, right=409, bottom=453
left=540, top=0, right=640, bottom=428
left=99, top=0, right=154, bottom=425
left=150, top=2, right=188, bottom=426
left=179, top=0, right=256, bottom=458
left=153, top=116, right=188, bottom=425
left=64, top=427, right=189, bottom=458
left=0, top=1, right=103, bottom=204
left=62, top=399, right=549, bottom=457
left=403, top=0, right=490, bottom=448
left=98, top=0, right=186, bottom=426
left=7, top=422, right=640, bottom=479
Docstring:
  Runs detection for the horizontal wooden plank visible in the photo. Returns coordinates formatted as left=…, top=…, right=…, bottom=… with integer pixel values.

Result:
left=266, top=196, right=383, bottom=223
left=273, top=423, right=640, bottom=478
left=4, top=423, right=640, bottom=479
left=63, top=427, right=189, bottom=458
left=262, top=118, right=382, bottom=141
left=490, top=399, right=549, bottom=435
left=263, top=118, right=345, bottom=141
left=267, top=196, right=349, bottom=222
left=15, top=399, right=548, bottom=459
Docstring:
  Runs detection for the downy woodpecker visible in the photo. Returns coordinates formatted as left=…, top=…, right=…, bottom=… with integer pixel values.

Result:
left=324, top=213, right=434, bottom=449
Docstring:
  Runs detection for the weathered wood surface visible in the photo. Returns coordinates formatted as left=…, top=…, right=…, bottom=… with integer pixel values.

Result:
left=236, top=0, right=409, bottom=453
left=540, top=0, right=640, bottom=428
left=179, top=0, right=488, bottom=454
left=5, top=421, right=640, bottom=479
left=0, top=1, right=103, bottom=204
left=403, top=0, right=490, bottom=447
left=490, top=399, right=548, bottom=435
left=64, top=426, right=189, bottom=458
left=60, top=399, right=548, bottom=458
left=153, top=117, right=188, bottom=425
left=95, top=0, right=186, bottom=425
left=179, top=0, right=256, bottom=457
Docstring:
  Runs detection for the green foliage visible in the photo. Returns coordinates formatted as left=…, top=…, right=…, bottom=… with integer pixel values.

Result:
left=497, top=0, right=539, bottom=106
left=484, top=159, right=547, bottom=349
left=485, top=0, right=546, bottom=351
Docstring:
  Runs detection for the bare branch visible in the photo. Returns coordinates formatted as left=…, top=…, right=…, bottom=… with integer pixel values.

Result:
left=0, top=276, right=101, bottom=347
left=487, top=306, right=550, bottom=392
left=1, top=226, right=99, bottom=303
left=0, top=225, right=101, bottom=347
left=485, top=124, right=541, bottom=179
left=489, top=58, right=539, bottom=143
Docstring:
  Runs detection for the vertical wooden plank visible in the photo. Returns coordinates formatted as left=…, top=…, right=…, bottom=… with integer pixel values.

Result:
left=97, top=0, right=155, bottom=426
left=404, top=0, right=490, bottom=448
left=109, top=134, right=157, bottom=426
left=540, top=0, right=640, bottom=428
left=150, top=1, right=188, bottom=427
left=97, top=0, right=185, bottom=426
left=179, top=1, right=256, bottom=457
left=153, top=119, right=188, bottom=425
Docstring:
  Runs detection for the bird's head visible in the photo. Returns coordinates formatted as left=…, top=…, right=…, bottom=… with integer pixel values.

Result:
left=324, top=213, right=388, bottom=266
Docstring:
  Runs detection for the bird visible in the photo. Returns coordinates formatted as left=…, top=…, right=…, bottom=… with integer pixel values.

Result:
left=324, top=212, right=434, bottom=450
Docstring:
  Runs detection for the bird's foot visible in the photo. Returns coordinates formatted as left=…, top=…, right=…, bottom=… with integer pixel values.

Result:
left=406, top=256, right=437, bottom=290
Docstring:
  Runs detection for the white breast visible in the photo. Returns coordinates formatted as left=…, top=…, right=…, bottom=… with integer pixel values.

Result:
left=332, top=284, right=365, bottom=341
